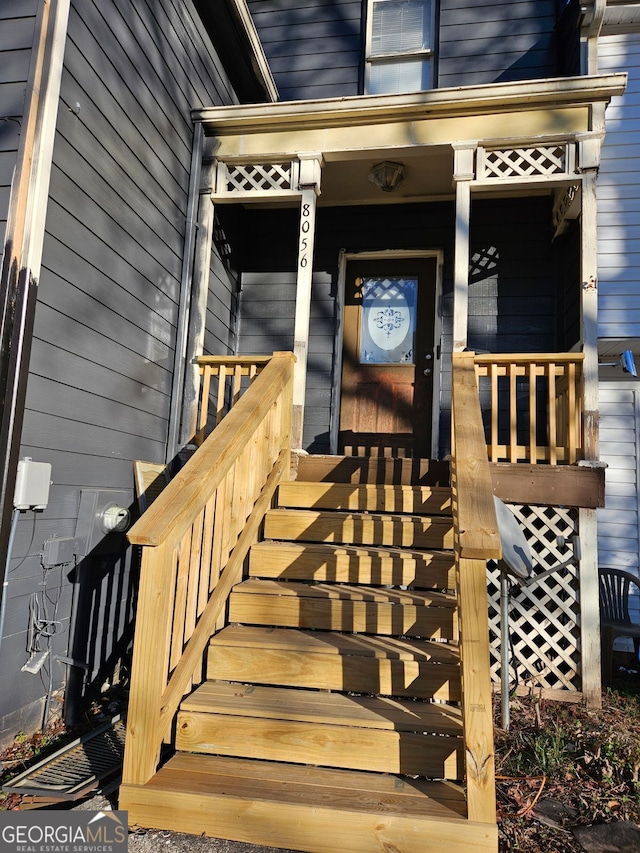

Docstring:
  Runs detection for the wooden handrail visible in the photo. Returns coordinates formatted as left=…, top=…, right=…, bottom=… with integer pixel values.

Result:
left=452, top=353, right=501, bottom=561
left=129, top=354, right=294, bottom=548
left=451, top=351, right=500, bottom=825
left=123, top=351, right=295, bottom=788
left=474, top=353, right=585, bottom=365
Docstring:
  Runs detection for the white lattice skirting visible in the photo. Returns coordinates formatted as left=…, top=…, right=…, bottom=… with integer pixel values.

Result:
left=487, top=504, right=581, bottom=694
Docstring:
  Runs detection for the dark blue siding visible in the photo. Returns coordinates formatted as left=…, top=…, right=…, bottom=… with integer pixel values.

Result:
left=247, top=0, right=560, bottom=101
left=438, top=0, right=558, bottom=87
left=0, top=0, right=241, bottom=745
left=0, top=2, right=37, bottom=249
left=247, top=0, right=363, bottom=100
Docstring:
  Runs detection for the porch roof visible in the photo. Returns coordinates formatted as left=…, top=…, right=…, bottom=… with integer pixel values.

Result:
left=193, top=74, right=626, bottom=206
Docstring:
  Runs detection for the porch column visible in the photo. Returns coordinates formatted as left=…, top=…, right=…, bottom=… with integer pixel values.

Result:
left=579, top=140, right=602, bottom=462
left=292, top=154, right=323, bottom=449
left=452, top=145, right=475, bottom=352
left=578, top=135, right=602, bottom=708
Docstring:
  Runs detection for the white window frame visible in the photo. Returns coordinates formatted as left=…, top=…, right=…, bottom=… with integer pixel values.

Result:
left=364, top=0, right=436, bottom=95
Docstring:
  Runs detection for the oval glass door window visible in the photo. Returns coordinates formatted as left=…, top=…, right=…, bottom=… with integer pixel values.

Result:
left=360, top=276, right=417, bottom=364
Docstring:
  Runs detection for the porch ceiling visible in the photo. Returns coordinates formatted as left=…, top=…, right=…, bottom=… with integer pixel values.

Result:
left=318, top=146, right=454, bottom=205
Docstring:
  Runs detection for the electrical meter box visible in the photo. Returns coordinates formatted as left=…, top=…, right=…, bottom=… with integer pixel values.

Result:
left=75, top=489, right=132, bottom=556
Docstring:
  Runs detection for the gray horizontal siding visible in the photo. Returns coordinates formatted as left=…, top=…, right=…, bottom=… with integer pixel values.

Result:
left=248, top=0, right=560, bottom=100
left=247, top=0, right=362, bottom=100
left=1, top=0, right=243, bottom=738
left=0, top=4, right=37, bottom=248
left=238, top=270, right=335, bottom=450
left=598, top=32, right=640, bottom=340
left=202, top=233, right=238, bottom=357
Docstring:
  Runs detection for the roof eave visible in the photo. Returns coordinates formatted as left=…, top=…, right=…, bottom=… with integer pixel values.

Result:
left=192, top=74, right=627, bottom=135
left=227, top=0, right=278, bottom=103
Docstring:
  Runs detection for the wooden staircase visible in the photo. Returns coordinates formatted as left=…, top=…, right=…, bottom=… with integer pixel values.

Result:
left=122, top=456, right=497, bottom=852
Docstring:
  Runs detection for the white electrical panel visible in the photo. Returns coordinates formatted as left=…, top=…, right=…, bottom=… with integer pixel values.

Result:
left=13, top=457, right=52, bottom=510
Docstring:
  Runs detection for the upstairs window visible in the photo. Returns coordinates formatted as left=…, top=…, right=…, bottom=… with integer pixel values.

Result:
left=366, top=0, right=435, bottom=95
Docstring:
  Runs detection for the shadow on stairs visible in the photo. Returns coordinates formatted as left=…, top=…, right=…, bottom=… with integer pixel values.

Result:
left=120, top=455, right=498, bottom=853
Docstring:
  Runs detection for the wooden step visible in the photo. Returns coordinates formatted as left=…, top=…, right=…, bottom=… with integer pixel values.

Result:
left=296, top=453, right=451, bottom=486
left=249, top=541, right=456, bottom=588
left=207, top=626, right=461, bottom=699
left=228, top=579, right=458, bottom=639
left=263, top=508, right=454, bottom=549
left=176, top=683, right=462, bottom=778
left=278, top=481, right=452, bottom=514
left=120, top=754, right=498, bottom=853
left=181, top=682, right=463, bottom=735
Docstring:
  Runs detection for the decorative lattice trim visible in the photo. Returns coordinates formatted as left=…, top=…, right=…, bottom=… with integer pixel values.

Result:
left=478, top=145, right=572, bottom=182
left=217, top=161, right=298, bottom=195
left=487, top=504, right=581, bottom=693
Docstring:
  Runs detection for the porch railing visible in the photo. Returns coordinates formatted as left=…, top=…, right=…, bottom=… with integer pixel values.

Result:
left=122, top=351, right=294, bottom=787
left=194, top=355, right=272, bottom=444
left=451, top=351, right=501, bottom=825
left=474, top=353, right=584, bottom=464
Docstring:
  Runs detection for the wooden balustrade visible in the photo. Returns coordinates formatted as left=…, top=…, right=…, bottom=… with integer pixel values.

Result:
left=451, top=352, right=501, bottom=825
left=474, top=353, right=584, bottom=464
left=194, top=355, right=272, bottom=444
left=122, top=352, right=294, bottom=787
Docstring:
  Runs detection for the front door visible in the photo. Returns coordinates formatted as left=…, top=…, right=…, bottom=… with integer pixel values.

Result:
left=339, top=257, right=437, bottom=457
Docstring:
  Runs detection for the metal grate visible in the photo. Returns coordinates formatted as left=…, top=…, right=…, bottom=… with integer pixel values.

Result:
left=3, top=718, right=126, bottom=801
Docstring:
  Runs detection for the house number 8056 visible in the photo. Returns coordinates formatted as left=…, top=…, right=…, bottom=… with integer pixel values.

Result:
left=299, top=203, right=311, bottom=268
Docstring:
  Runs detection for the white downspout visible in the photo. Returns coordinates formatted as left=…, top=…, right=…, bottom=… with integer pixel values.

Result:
left=166, top=121, right=204, bottom=463
left=582, top=0, right=607, bottom=74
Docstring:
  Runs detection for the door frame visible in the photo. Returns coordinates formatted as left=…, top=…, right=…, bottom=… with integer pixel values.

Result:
left=330, top=249, right=444, bottom=457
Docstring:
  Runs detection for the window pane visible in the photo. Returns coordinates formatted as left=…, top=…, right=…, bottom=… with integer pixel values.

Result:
left=359, top=276, right=417, bottom=365
left=371, top=0, right=432, bottom=56
left=369, top=57, right=431, bottom=95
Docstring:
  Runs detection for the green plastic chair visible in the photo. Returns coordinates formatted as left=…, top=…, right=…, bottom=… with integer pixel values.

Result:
left=598, top=567, right=640, bottom=685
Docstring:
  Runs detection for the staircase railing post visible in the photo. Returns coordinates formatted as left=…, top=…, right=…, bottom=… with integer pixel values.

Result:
left=122, top=540, right=175, bottom=785
left=451, top=351, right=500, bottom=826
